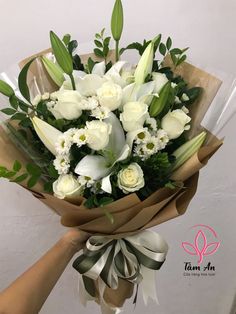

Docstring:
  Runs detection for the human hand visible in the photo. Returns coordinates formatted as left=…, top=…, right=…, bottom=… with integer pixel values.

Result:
left=61, top=229, right=90, bottom=253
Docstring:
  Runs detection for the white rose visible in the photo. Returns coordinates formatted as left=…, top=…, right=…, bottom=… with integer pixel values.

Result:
left=120, top=102, right=148, bottom=132
left=161, top=109, right=191, bottom=139
left=86, top=120, right=112, bottom=150
left=97, top=81, right=122, bottom=111
left=118, top=163, right=145, bottom=194
left=51, top=90, right=83, bottom=120
left=152, top=72, right=169, bottom=94
left=53, top=174, right=83, bottom=200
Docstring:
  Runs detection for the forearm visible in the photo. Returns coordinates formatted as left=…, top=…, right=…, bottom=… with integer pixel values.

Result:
left=0, top=234, right=80, bottom=314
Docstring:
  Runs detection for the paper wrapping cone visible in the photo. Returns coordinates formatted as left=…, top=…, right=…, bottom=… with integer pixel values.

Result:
left=0, top=49, right=223, bottom=308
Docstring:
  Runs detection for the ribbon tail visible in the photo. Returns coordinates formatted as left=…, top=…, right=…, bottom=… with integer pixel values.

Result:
left=141, top=266, right=159, bottom=305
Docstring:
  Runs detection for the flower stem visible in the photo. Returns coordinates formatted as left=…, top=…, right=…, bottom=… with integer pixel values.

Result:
left=115, top=40, right=120, bottom=62
left=69, top=74, right=76, bottom=90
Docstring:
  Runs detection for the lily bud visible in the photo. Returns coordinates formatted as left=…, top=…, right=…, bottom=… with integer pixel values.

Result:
left=134, top=41, right=154, bottom=85
left=31, top=116, right=62, bottom=155
left=41, top=56, right=65, bottom=87
left=149, top=82, right=171, bottom=117
left=172, top=131, right=207, bottom=171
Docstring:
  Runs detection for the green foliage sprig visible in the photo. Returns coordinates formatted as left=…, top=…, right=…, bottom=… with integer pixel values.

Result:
left=0, top=160, right=42, bottom=189
left=94, top=28, right=111, bottom=65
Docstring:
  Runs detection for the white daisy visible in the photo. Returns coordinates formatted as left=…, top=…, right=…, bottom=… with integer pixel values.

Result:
left=91, top=106, right=110, bottom=120
left=142, top=136, right=160, bottom=155
left=78, top=175, right=95, bottom=188
left=53, top=155, right=70, bottom=175
left=156, top=129, right=169, bottom=150
left=73, top=129, right=88, bottom=147
left=55, top=134, right=72, bottom=155
left=134, top=128, right=151, bottom=145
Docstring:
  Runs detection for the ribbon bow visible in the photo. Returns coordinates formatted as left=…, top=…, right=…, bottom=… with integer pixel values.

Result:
left=73, top=230, right=168, bottom=313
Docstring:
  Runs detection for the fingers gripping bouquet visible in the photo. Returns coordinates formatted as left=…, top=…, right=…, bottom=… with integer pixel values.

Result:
left=0, top=0, right=223, bottom=312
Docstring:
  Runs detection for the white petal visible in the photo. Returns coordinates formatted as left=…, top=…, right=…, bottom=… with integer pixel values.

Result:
left=113, top=144, right=130, bottom=164
left=92, top=61, right=106, bottom=76
left=101, top=174, right=112, bottom=193
left=74, top=155, right=109, bottom=180
left=122, top=83, right=138, bottom=104
left=137, top=81, right=155, bottom=101
left=31, top=116, right=62, bottom=155
left=76, top=74, right=106, bottom=96
left=104, top=112, right=126, bottom=157
left=106, top=61, right=127, bottom=76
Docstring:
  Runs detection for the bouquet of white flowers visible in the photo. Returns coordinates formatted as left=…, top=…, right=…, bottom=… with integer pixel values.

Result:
left=0, top=0, right=226, bottom=313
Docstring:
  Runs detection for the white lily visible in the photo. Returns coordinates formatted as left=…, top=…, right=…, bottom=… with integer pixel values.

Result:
left=75, top=112, right=130, bottom=193
left=31, top=116, right=62, bottom=155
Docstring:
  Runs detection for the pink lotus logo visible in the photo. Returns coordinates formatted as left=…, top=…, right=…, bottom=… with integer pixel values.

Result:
left=182, top=225, right=220, bottom=265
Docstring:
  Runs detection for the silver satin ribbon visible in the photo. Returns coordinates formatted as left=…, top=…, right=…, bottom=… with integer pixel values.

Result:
left=73, top=230, right=168, bottom=314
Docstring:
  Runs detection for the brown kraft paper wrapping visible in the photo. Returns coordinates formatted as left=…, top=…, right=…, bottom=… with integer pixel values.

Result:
left=0, top=50, right=223, bottom=307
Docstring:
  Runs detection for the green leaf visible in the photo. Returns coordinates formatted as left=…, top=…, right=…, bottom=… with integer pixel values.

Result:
left=87, top=57, right=96, bottom=73
left=18, top=58, right=36, bottom=102
left=0, top=80, right=14, bottom=97
left=11, top=112, right=26, bottom=120
left=48, top=163, right=59, bottom=179
left=68, top=40, right=78, bottom=55
left=41, top=56, right=65, bottom=86
left=177, top=54, right=187, bottom=66
left=19, top=118, right=32, bottom=127
left=27, top=176, right=39, bottom=188
left=12, top=173, right=28, bottom=183
left=26, top=163, right=42, bottom=176
left=44, top=181, right=53, bottom=193
left=50, top=31, right=73, bottom=75
left=13, top=160, right=22, bottom=172
left=104, top=37, right=111, bottom=47
left=62, top=34, right=71, bottom=46
left=166, top=37, right=172, bottom=50
left=19, top=101, right=29, bottom=112
left=170, top=48, right=182, bottom=54
left=111, top=0, right=124, bottom=41
left=3, top=171, right=16, bottom=178
left=94, top=39, right=103, bottom=48
left=159, top=43, right=166, bottom=56
left=153, top=34, right=162, bottom=52
left=1, top=108, right=16, bottom=115
left=9, top=95, right=19, bottom=109
left=94, top=48, right=104, bottom=58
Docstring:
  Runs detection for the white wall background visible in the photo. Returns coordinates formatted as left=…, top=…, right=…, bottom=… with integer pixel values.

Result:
left=0, top=0, right=236, bottom=313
